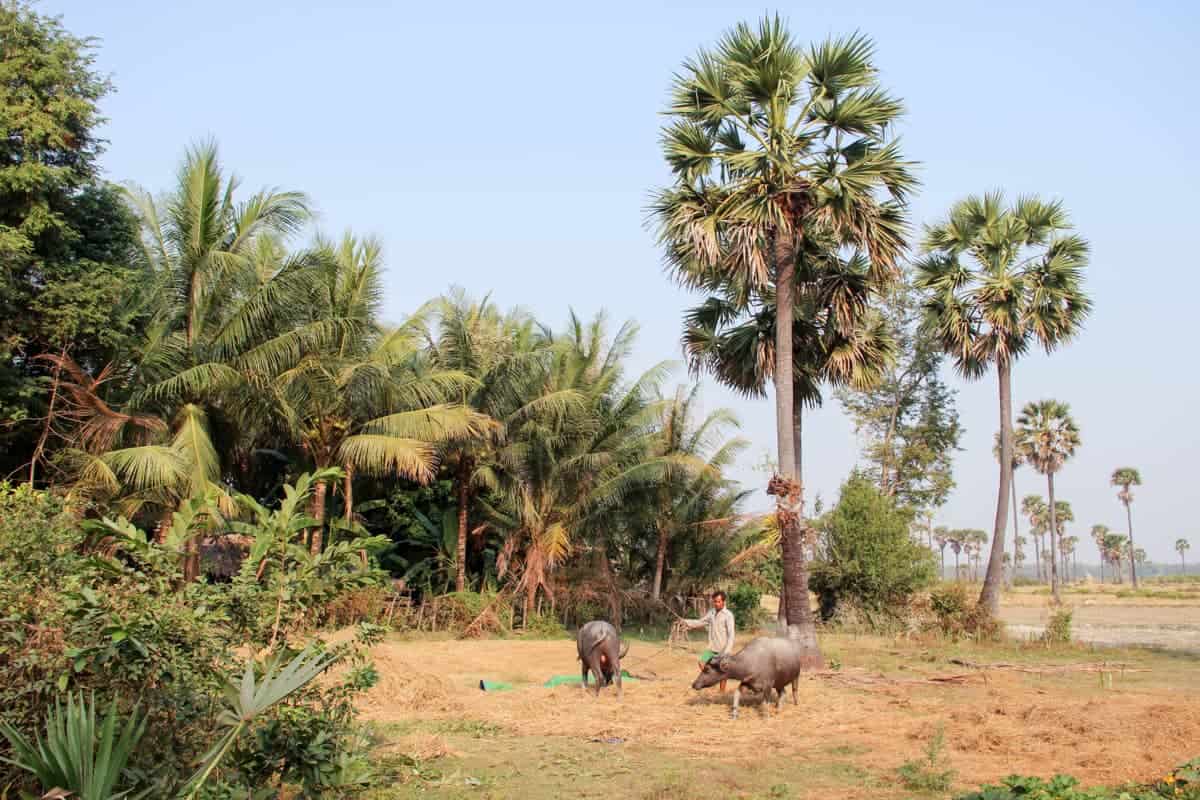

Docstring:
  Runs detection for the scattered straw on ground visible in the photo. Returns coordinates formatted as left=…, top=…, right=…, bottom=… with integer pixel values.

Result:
left=356, top=634, right=1200, bottom=789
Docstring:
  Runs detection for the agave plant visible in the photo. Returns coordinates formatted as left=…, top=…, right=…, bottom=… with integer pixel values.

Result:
left=0, top=693, right=149, bottom=800
left=179, top=647, right=334, bottom=798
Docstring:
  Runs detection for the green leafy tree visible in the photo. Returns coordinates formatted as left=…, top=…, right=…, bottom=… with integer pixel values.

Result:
left=916, top=194, right=1091, bottom=614
left=1178, top=538, right=1191, bottom=575
left=837, top=279, right=961, bottom=514
left=810, top=473, right=936, bottom=620
left=653, top=19, right=914, bottom=660
left=1015, top=400, right=1080, bottom=603
left=1110, top=466, right=1142, bottom=588
left=0, top=3, right=144, bottom=479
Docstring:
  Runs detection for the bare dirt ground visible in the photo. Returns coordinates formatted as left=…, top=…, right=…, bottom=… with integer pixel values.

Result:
left=999, top=584, right=1200, bottom=650
left=358, top=619, right=1200, bottom=799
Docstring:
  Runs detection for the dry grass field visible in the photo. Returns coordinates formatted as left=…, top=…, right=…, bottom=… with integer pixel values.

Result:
left=354, top=588, right=1200, bottom=799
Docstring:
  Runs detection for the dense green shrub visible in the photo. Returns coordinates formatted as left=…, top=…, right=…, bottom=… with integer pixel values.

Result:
left=809, top=474, right=937, bottom=624
left=727, top=582, right=764, bottom=629
left=0, top=478, right=388, bottom=796
left=926, top=583, right=1003, bottom=641
left=1042, top=608, right=1073, bottom=644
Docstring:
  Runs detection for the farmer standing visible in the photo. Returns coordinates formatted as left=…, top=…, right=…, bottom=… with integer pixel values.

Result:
left=683, top=590, right=736, bottom=692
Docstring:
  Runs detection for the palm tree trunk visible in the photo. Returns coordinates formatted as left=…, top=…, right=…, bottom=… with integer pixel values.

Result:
left=940, top=548, right=945, bottom=580
left=595, top=531, right=620, bottom=625
left=455, top=461, right=471, bottom=593
left=1010, top=479, right=1020, bottom=582
left=773, top=225, right=821, bottom=668
left=1099, top=548, right=1104, bottom=583
left=954, top=551, right=960, bottom=580
left=652, top=521, right=669, bottom=601
left=309, top=480, right=327, bottom=555
left=1125, top=503, right=1138, bottom=589
left=777, top=580, right=787, bottom=624
left=979, top=360, right=1013, bottom=615
left=1033, top=534, right=1041, bottom=583
left=155, top=509, right=172, bottom=545
left=1047, top=473, right=1060, bottom=604
left=344, top=464, right=354, bottom=524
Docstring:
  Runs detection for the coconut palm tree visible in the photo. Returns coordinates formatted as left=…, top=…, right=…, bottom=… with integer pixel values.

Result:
left=269, top=237, right=494, bottom=554
left=1178, top=538, right=1191, bottom=575
left=647, top=384, right=747, bottom=600
left=62, top=143, right=329, bottom=576
left=423, top=289, right=550, bottom=591
left=1016, top=400, right=1080, bottom=603
left=492, top=313, right=699, bottom=623
left=1111, top=467, right=1142, bottom=589
left=653, top=19, right=914, bottom=659
left=916, top=194, right=1091, bottom=614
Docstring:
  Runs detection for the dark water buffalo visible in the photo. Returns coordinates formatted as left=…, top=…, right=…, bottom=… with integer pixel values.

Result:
left=691, top=633, right=806, bottom=719
left=576, top=620, right=629, bottom=697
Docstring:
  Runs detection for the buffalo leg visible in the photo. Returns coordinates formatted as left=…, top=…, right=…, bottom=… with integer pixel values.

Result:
left=587, top=657, right=603, bottom=696
left=730, top=684, right=742, bottom=719
left=791, top=679, right=799, bottom=706
left=580, top=660, right=589, bottom=692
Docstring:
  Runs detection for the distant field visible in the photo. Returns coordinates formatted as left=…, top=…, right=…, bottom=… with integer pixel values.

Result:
left=1000, top=581, right=1200, bottom=651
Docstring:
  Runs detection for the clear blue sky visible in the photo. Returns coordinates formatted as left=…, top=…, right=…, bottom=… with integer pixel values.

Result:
left=50, top=0, right=1199, bottom=562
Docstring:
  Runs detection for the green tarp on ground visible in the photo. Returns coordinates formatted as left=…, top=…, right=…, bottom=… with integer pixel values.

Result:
left=543, top=670, right=637, bottom=688
left=477, top=671, right=638, bottom=692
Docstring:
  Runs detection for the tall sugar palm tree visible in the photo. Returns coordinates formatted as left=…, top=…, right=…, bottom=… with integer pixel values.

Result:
left=947, top=531, right=964, bottom=581
left=1091, top=524, right=1112, bottom=583
left=916, top=194, right=1091, bottom=614
left=653, top=19, right=914, bottom=659
left=1102, top=533, right=1128, bottom=583
left=1015, top=400, right=1080, bottom=604
left=994, top=430, right=1024, bottom=588
left=1111, top=467, right=1142, bottom=588
left=1022, top=495, right=1048, bottom=584
left=1177, top=538, right=1191, bottom=575
left=934, top=525, right=949, bottom=579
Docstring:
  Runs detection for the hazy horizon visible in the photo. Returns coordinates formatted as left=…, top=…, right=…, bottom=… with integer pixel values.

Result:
left=50, top=0, right=1198, bottom=561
